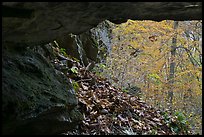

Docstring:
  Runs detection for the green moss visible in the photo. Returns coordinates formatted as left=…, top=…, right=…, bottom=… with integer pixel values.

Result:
left=71, top=81, right=80, bottom=92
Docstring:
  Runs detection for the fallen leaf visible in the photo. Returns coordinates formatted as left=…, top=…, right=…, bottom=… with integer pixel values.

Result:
left=81, top=83, right=89, bottom=90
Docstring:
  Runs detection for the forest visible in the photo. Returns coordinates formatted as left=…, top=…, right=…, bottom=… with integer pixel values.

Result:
left=91, top=20, right=202, bottom=135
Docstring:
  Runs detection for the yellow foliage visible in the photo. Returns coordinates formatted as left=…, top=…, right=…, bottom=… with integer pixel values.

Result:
left=102, top=20, right=202, bottom=134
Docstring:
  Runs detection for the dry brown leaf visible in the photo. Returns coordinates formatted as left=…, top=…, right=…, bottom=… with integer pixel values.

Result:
left=67, top=60, right=181, bottom=135
left=81, top=83, right=89, bottom=90
left=152, top=118, right=161, bottom=122
left=118, top=114, right=128, bottom=123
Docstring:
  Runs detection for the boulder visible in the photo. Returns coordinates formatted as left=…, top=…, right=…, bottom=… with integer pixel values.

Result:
left=2, top=43, right=83, bottom=135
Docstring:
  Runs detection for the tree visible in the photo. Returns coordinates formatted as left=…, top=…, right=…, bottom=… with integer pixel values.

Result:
left=167, top=21, right=178, bottom=111
left=95, top=19, right=202, bottom=134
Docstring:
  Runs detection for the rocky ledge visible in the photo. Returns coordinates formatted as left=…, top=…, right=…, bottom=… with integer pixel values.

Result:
left=2, top=2, right=202, bottom=45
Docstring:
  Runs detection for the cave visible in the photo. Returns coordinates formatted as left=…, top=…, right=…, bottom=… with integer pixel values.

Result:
left=2, top=2, right=202, bottom=135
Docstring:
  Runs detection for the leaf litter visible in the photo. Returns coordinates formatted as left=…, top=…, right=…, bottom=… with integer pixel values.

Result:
left=50, top=54, right=189, bottom=135
left=62, top=67, right=185, bottom=135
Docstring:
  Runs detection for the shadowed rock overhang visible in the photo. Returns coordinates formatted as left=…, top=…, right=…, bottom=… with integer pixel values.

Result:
left=2, top=2, right=202, bottom=45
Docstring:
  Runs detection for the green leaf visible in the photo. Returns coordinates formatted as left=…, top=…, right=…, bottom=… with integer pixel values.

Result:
left=60, top=48, right=67, bottom=56
left=72, top=81, right=79, bottom=92
left=171, top=126, right=179, bottom=133
left=71, top=66, right=78, bottom=74
left=148, top=73, right=160, bottom=79
left=174, top=111, right=185, bottom=122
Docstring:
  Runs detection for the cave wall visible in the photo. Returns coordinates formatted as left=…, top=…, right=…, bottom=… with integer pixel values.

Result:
left=2, top=2, right=202, bottom=45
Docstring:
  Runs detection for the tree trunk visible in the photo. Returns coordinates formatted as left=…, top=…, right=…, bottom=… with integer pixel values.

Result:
left=167, top=21, right=179, bottom=111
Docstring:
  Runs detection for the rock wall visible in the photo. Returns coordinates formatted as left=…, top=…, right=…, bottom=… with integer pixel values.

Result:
left=2, top=2, right=202, bottom=45
left=55, top=32, right=98, bottom=67
left=90, top=20, right=113, bottom=63
left=2, top=43, right=83, bottom=135
left=55, top=20, right=112, bottom=67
